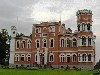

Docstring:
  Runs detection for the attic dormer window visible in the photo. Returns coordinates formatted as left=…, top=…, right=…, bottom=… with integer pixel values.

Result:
left=49, top=26, right=55, bottom=32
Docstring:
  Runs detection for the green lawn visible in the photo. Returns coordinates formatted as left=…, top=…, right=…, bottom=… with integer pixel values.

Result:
left=0, top=69, right=96, bottom=75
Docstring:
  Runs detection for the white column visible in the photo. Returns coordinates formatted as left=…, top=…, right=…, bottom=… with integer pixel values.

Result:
left=80, top=25, right=82, bottom=31
left=78, top=54, right=82, bottom=62
left=9, top=38, right=15, bottom=65
left=44, top=48, right=48, bottom=64
left=85, top=25, right=87, bottom=31
left=86, top=54, right=88, bottom=62
left=37, top=48, right=40, bottom=64
left=91, top=38, right=93, bottom=46
left=91, top=55, right=94, bottom=62
left=86, top=37, right=88, bottom=46
left=77, top=38, right=79, bottom=47
left=80, top=39, right=82, bottom=46
left=90, top=26, right=92, bottom=31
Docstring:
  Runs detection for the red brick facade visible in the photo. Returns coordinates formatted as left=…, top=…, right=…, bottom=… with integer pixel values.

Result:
left=9, top=9, right=96, bottom=69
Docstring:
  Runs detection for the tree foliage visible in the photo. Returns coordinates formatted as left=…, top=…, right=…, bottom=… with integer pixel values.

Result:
left=0, top=29, right=8, bottom=65
left=16, top=33, right=25, bottom=37
left=94, top=60, right=100, bottom=69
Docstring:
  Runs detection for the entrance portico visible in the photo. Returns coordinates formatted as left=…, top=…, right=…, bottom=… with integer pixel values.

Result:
left=37, top=48, right=48, bottom=65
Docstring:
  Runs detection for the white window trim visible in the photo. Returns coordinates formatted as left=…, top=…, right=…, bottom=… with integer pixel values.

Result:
left=35, top=54, right=37, bottom=62
left=72, top=38, right=77, bottom=47
left=49, top=26, right=55, bottom=32
left=36, top=39, right=40, bottom=48
left=60, top=37, right=65, bottom=47
left=72, top=54, right=77, bottom=62
left=26, top=54, right=31, bottom=61
left=21, top=40, right=26, bottom=49
left=87, top=53, right=92, bottom=62
left=49, top=38, right=54, bottom=48
left=66, top=54, right=70, bottom=62
left=15, top=54, right=20, bottom=61
left=82, top=53, right=87, bottom=62
left=49, top=53, right=54, bottom=62
left=59, top=53, right=65, bottom=62
left=42, top=38, right=47, bottom=48
left=16, top=40, right=20, bottom=49
left=66, top=38, right=70, bottom=47
left=42, top=33, right=47, bottom=37
left=27, top=40, right=31, bottom=49
left=21, top=54, right=25, bottom=61
left=35, top=27, right=41, bottom=33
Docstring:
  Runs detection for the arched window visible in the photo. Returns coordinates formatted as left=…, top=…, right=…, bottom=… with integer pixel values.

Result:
left=82, top=36, right=86, bottom=46
left=27, top=40, right=31, bottom=48
left=73, top=38, right=77, bottom=47
left=16, top=40, right=20, bottom=49
left=88, top=37, right=91, bottom=46
left=15, top=54, right=20, bottom=61
left=49, top=53, right=54, bottom=62
left=50, top=39, right=54, bottom=48
left=78, top=25, right=80, bottom=31
left=88, top=54, right=91, bottom=61
left=21, top=54, right=25, bottom=61
left=72, top=54, right=76, bottom=62
left=66, top=55, right=70, bottom=63
left=43, top=39, right=47, bottom=47
left=66, top=38, right=70, bottom=47
left=60, top=38, right=64, bottom=47
left=82, top=54, right=86, bottom=61
left=60, top=53, right=65, bottom=62
left=87, top=23, right=90, bottom=31
left=26, top=54, right=31, bottom=61
left=78, top=54, right=81, bottom=62
left=22, top=40, right=26, bottom=48
left=36, top=39, right=40, bottom=48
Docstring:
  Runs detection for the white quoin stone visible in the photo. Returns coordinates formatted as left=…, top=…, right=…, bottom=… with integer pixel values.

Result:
left=37, top=49, right=40, bottom=64
left=80, top=25, right=82, bottom=31
left=44, top=48, right=48, bottom=64
left=86, top=37, right=88, bottom=46
left=90, top=26, right=92, bottom=31
left=85, top=25, right=87, bottom=31
left=80, top=39, right=82, bottom=46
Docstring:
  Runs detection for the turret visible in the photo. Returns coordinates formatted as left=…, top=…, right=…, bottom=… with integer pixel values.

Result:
left=11, top=26, right=17, bottom=37
left=9, top=26, right=17, bottom=66
left=76, top=9, right=92, bottom=32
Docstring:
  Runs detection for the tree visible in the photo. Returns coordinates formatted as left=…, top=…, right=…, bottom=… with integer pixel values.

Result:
left=94, top=60, right=100, bottom=69
left=0, top=29, right=8, bottom=65
left=16, top=33, right=25, bottom=37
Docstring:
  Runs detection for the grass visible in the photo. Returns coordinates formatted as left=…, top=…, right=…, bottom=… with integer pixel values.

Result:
left=0, top=69, right=95, bottom=75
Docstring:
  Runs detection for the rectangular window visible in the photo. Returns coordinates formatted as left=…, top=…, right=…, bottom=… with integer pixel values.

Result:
left=35, top=28, right=41, bottom=33
left=49, top=26, right=55, bottom=32
left=66, top=38, right=70, bottom=47
left=42, top=33, right=47, bottom=37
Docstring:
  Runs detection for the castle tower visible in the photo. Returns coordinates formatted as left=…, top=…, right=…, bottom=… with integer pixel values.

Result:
left=76, top=9, right=96, bottom=68
left=9, top=26, right=17, bottom=66
left=76, top=9, right=92, bottom=32
left=76, top=9, right=93, bottom=47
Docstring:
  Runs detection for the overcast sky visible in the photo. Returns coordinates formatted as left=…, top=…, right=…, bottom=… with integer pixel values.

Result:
left=0, top=0, right=100, bottom=62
